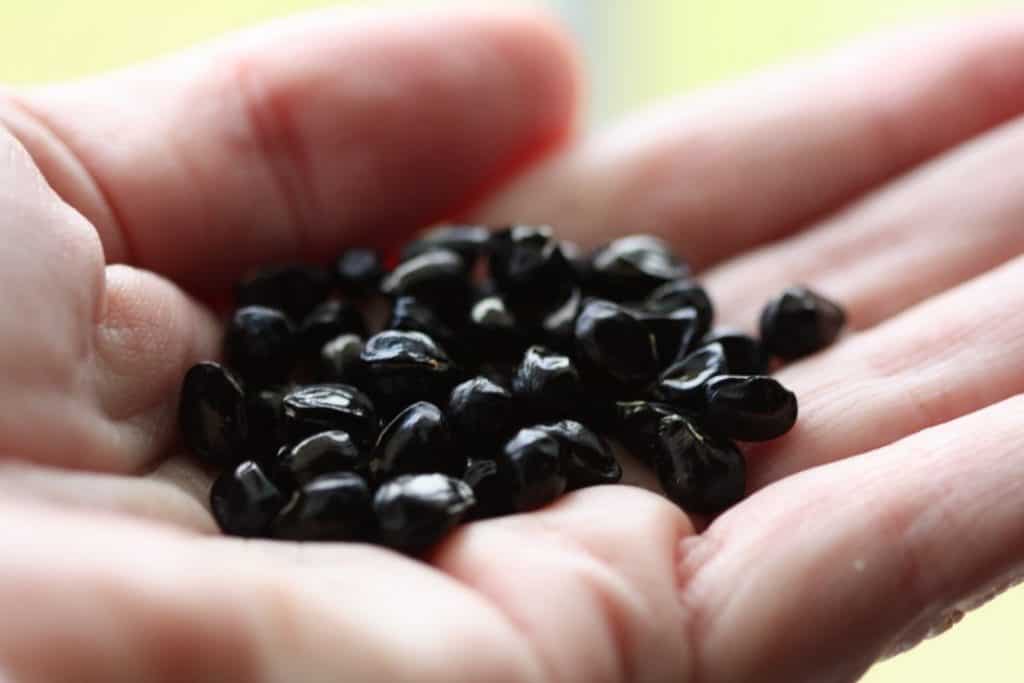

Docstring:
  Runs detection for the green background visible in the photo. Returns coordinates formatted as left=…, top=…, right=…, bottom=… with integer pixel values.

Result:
left=2, top=1, right=1020, bottom=679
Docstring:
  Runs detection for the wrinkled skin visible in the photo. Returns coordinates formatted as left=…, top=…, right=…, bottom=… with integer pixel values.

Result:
left=2, top=7, right=1024, bottom=683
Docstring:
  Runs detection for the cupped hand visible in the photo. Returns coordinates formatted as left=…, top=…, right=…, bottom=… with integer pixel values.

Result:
left=2, top=7, right=1024, bottom=683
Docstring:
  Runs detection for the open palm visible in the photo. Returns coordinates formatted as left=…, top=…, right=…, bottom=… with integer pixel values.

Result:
left=2, top=8, right=1024, bottom=682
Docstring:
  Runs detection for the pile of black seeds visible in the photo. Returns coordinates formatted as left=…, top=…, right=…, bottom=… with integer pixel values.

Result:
left=179, top=226, right=846, bottom=555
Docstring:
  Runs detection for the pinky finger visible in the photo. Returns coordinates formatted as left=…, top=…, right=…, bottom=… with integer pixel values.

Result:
left=683, top=394, right=1024, bottom=683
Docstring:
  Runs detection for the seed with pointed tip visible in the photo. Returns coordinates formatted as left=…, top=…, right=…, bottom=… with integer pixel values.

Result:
left=704, top=375, right=798, bottom=441
left=654, top=342, right=729, bottom=413
left=574, top=299, right=659, bottom=390
left=180, top=362, right=248, bottom=468
left=644, top=280, right=713, bottom=339
left=272, top=472, right=372, bottom=541
left=211, top=461, right=285, bottom=537
left=374, top=474, right=476, bottom=554
left=652, top=413, right=745, bottom=516
left=489, top=226, right=575, bottom=321
left=447, top=377, right=518, bottom=452
left=499, top=427, right=567, bottom=512
left=511, top=346, right=584, bottom=422
left=632, top=305, right=700, bottom=368
left=759, top=286, right=846, bottom=360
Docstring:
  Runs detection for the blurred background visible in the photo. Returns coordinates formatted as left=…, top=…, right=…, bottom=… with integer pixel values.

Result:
left=1, top=0, right=1019, bottom=680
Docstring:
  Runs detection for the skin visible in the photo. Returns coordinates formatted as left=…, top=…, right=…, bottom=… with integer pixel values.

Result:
left=0, top=6, right=1023, bottom=682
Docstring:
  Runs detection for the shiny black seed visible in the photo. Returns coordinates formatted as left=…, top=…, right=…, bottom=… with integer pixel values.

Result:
left=538, top=287, right=582, bottom=351
left=643, top=280, right=713, bottom=340
left=275, top=430, right=366, bottom=488
left=461, top=459, right=510, bottom=520
left=499, top=427, right=567, bottom=512
left=632, top=305, right=700, bottom=367
left=489, top=226, right=576, bottom=321
left=371, top=402, right=464, bottom=480
left=224, top=306, right=297, bottom=386
left=700, top=330, right=770, bottom=375
left=466, top=296, right=530, bottom=362
left=387, top=297, right=463, bottom=361
left=704, top=375, right=798, bottom=442
left=651, top=413, right=745, bottom=516
left=360, top=330, right=460, bottom=417
left=587, top=235, right=689, bottom=301
left=211, top=461, right=285, bottom=537
left=653, top=342, right=729, bottom=413
left=281, top=383, right=378, bottom=449
left=447, top=377, right=518, bottom=452
left=759, top=286, right=846, bottom=360
left=374, top=474, right=476, bottom=554
left=379, top=248, right=471, bottom=322
left=236, top=264, right=332, bottom=321
left=535, top=420, right=621, bottom=489
left=319, top=334, right=364, bottom=383
left=401, top=225, right=491, bottom=266
left=180, top=362, right=248, bottom=468
left=612, top=400, right=681, bottom=467
left=297, top=300, right=368, bottom=362
left=573, top=299, right=659, bottom=390
left=272, top=472, right=372, bottom=541
left=244, top=388, right=285, bottom=466
left=511, top=346, right=584, bottom=422
left=334, top=248, right=384, bottom=296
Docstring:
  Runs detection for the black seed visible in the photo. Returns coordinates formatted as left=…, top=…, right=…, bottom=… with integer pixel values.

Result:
left=297, top=300, right=368, bottom=361
left=489, top=226, right=576, bottom=321
left=401, top=225, right=491, bottom=266
left=643, top=280, right=713, bottom=340
left=538, top=286, right=582, bottom=351
left=461, top=459, right=511, bottom=520
left=652, top=413, right=745, bottom=516
left=465, top=296, right=530, bottom=362
left=374, top=474, right=476, bottom=554
left=387, top=297, right=463, bottom=361
left=379, top=248, right=471, bottom=323
left=360, top=330, right=460, bottom=417
left=236, top=264, right=332, bottom=321
left=371, top=402, right=464, bottom=481
left=244, top=388, right=286, bottom=466
left=180, top=362, right=248, bottom=468
left=700, top=330, right=770, bottom=376
left=275, top=430, right=366, bottom=488
left=224, top=306, right=297, bottom=386
left=447, top=377, right=518, bottom=453
left=587, top=235, right=689, bottom=300
left=272, top=472, right=372, bottom=541
left=211, top=461, right=285, bottom=537
left=281, top=383, right=378, bottom=449
left=632, top=305, right=700, bottom=368
left=499, top=427, right=567, bottom=512
left=704, top=375, right=798, bottom=442
left=535, top=420, right=621, bottom=489
left=334, top=248, right=384, bottom=296
left=511, top=346, right=584, bottom=422
left=653, top=342, right=729, bottom=413
left=573, top=299, right=659, bottom=390
left=759, top=286, right=846, bottom=360
left=319, top=334, right=364, bottom=383
left=612, top=400, right=681, bottom=467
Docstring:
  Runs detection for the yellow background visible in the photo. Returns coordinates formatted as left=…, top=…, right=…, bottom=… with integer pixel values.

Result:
left=1, top=0, right=1020, bottom=680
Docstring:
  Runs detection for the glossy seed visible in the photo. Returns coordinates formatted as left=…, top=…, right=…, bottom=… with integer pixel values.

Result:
left=538, top=286, right=582, bottom=351
left=499, top=427, right=567, bottom=512
left=466, top=296, right=530, bottom=362
left=387, top=297, right=463, bottom=361
left=224, top=306, right=297, bottom=386
left=371, top=402, right=464, bottom=480
left=489, top=226, right=576, bottom=320
left=653, top=342, right=729, bottom=413
left=401, top=225, right=491, bottom=266
left=588, top=235, right=689, bottom=300
left=535, top=420, right=621, bottom=489
left=511, top=346, right=584, bottom=422
left=236, top=264, right=332, bottom=321
left=573, top=299, right=659, bottom=390
left=334, top=248, right=384, bottom=296
left=359, top=330, right=460, bottom=417
left=700, top=329, right=770, bottom=376
left=704, top=375, right=798, bottom=441
left=244, top=388, right=285, bottom=466
left=612, top=400, right=681, bottom=467
left=461, top=459, right=510, bottom=520
left=281, top=383, right=378, bottom=449
left=651, top=413, right=745, bottom=516
left=643, top=280, right=713, bottom=340
left=275, top=430, right=366, bottom=488
left=447, top=377, right=518, bottom=452
left=319, top=334, right=364, bottom=383
left=297, top=300, right=368, bottom=361
left=759, top=285, right=846, bottom=360
left=379, top=248, right=471, bottom=322
left=179, top=362, right=248, bottom=468
left=374, top=474, right=476, bottom=554
left=632, top=305, right=700, bottom=368
left=272, top=472, right=372, bottom=541
left=211, top=461, right=285, bottom=537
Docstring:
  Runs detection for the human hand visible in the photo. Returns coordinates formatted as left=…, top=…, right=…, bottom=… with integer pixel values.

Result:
left=2, top=7, right=1024, bottom=682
